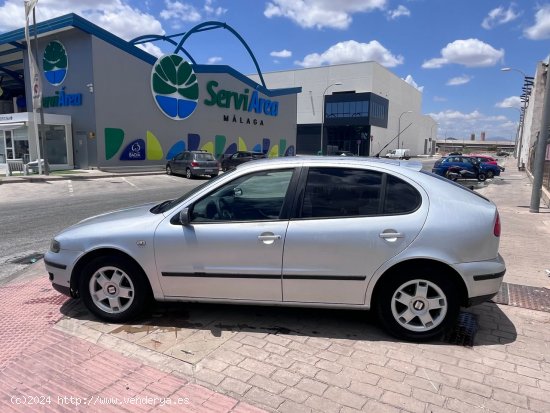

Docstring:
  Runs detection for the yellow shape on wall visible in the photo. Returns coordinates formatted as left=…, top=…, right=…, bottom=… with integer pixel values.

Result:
left=238, top=137, right=247, bottom=151
left=268, top=145, right=279, bottom=158
left=146, top=131, right=163, bottom=160
left=201, top=141, right=214, bottom=154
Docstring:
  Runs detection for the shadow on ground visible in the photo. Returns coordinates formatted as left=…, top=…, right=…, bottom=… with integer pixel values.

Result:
left=60, top=298, right=516, bottom=347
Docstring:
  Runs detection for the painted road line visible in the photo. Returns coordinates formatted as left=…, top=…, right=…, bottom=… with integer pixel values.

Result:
left=67, top=180, right=74, bottom=196
left=122, top=177, right=138, bottom=188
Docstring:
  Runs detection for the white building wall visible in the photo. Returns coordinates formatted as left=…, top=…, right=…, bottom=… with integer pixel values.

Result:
left=250, top=62, right=435, bottom=157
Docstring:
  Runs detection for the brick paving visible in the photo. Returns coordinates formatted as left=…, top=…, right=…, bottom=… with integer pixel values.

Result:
left=0, top=276, right=265, bottom=413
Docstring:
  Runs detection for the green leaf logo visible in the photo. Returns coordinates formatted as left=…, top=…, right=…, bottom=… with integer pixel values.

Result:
left=151, top=55, right=199, bottom=120
left=43, top=41, right=68, bottom=86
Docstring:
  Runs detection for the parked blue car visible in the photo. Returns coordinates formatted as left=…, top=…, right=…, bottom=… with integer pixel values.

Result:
left=432, top=155, right=501, bottom=179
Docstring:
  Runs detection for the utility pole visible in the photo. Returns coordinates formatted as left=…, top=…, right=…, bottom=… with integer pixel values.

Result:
left=530, top=63, right=550, bottom=213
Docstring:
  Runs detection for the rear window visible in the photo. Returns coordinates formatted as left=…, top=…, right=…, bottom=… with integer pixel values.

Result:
left=195, top=153, right=215, bottom=161
left=420, top=170, right=490, bottom=202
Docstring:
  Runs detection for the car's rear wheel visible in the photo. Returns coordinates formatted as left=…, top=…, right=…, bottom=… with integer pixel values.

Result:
left=186, top=168, right=193, bottom=179
left=79, top=255, right=151, bottom=322
left=166, top=165, right=172, bottom=175
left=478, top=173, right=486, bottom=181
left=375, top=270, right=459, bottom=341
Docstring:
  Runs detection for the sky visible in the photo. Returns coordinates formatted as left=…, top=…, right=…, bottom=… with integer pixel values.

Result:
left=1, top=0, right=549, bottom=141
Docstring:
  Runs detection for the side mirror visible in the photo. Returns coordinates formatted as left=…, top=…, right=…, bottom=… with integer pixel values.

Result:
left=179, top=208, right=191, bottom=226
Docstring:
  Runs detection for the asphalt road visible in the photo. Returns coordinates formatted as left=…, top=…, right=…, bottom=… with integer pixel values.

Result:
left=0, top=174, right=204, bottom=284
left=0, top=159, right=437, bottom=284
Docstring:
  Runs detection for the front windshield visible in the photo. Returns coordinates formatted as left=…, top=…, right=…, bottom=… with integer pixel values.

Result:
left=151, top=169, right=238, bottom=214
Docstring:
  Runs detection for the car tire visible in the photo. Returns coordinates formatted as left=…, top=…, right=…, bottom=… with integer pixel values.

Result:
left=486, top=170, right=494, bottom=179
left=375, top=269, right=459, bottom=341
left=478, top=173, right=486, bottom=182
left=79, top=255, right=151, bottom=322
left=186, top=168, right=193, bottom=179
left=166, top=165, right=172, bottom=175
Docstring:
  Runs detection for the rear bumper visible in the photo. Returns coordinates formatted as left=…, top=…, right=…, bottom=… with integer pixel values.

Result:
left=454, top=254, right=506, bottom=305
left=191, top=167, right=218, bottom=175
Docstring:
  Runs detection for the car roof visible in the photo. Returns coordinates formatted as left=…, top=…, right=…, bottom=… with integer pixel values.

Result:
left=235, top=156, right=423, bottom=173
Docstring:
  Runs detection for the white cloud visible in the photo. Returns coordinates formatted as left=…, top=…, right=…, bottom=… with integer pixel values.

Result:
left=271, top=49, right=292, bottom=58
left=0, top=0, right=165, bottom=40
left=204, top=0, right=227, bottom=17
left=207, top=56, right=223, bottom=64
left=428, top=109, right=516, bottom=139
left=264, top=0, right=386, bottom=30
left=136, top=42, right=163, bottom=58
left=295, top=40, right=403, bottom=68
left=524, top=5, right=550, bottom=40
left=495, top=96, right=522, bottom=108
left=482, top=5, right=520, bottom=29
left=433, top=96, right=448, bottom=102
left=387, top=5, right=410, bottom=20
left=422, top=38, right=504, bottom=68
left=160, top=1, right=201, bottom=22
left=402, top=75, right=424, bottom=92
left=446, top=75, right=472, bottom=86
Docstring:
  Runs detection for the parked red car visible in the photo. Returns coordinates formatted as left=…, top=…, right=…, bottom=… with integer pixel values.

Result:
left=469, top=154, right=505, bottom=172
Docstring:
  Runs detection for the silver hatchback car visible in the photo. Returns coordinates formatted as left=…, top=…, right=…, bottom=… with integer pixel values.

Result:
left=45, top=157, right=505, bottom=341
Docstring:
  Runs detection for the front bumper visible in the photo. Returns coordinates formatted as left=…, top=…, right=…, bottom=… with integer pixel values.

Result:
left=44, top=249, right=82, bottom=297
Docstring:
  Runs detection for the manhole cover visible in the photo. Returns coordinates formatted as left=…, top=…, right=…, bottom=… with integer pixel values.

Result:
left=492, top=282, right=550, bottom=312
left=444, top=311, right=478, bottom=347
left=9, top=253, right=44, bottom=265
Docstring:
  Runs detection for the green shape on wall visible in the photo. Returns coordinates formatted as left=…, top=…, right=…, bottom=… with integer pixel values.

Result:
left=105, top=128, right=124, bottom=160
left=146, top=131, right=164, bottom=160
left=215, top=135, right=226, bottom=158
left=279, top=139, right=287, bottom=157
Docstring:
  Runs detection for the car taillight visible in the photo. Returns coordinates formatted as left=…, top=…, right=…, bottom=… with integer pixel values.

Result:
left=191, top=161, right=199, bottom=167
left=494, top=212, right=501, bottom=237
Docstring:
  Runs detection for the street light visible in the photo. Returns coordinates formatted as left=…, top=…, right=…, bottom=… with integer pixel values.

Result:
left=320, top=82, right=342, bottom=155
left=397, top=110, right=412, bottom=149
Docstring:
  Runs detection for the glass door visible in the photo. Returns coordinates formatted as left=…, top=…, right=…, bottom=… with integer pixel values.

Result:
left=5, top=130, right=14, bottom=160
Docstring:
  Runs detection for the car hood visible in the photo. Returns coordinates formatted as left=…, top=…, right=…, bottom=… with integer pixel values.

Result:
left=57, top=202, right=161, bottom=239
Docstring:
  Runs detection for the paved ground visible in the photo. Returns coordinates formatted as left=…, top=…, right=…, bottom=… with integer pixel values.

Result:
left=1, top=156, right=550, bottom=412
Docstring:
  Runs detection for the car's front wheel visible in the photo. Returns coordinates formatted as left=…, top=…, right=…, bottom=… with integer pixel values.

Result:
left=486, top=170, right=494, bottom=179
left=79, top=255, right=151, bottom=322
left=166, top=165, right=172, bottom=175
left=375, top=270, right=459, bottom=341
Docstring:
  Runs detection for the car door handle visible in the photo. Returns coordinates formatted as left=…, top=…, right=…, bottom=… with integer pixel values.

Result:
left=258, top=233, right=281, bottom=245
left=379, top=232, right=404, bottom=239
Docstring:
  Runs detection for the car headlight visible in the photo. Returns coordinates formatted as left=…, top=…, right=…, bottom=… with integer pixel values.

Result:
left=50, top=239, right=61, bottom=253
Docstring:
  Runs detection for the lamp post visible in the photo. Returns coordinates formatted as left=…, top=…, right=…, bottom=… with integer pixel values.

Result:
left=320, top=82, right=342, bottom=155
left=501, top=67, right=532, bottom=168
left=398, top=110, right=412, bottom=149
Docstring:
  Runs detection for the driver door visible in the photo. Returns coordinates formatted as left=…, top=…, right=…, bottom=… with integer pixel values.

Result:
left=154, top=168, right=297, bottom=301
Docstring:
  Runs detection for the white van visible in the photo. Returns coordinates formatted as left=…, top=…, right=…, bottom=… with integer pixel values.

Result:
left=385, top=149, right=411, bottom=160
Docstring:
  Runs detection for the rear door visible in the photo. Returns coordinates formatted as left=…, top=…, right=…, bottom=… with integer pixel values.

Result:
left=282, top=166, right=428, bottom=305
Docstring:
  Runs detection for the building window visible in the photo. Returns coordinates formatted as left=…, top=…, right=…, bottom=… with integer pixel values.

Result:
left=45, top=125, right=68, bottom=164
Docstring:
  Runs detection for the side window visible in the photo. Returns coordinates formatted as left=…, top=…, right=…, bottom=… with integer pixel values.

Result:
left=191, top=169, right=294, bottom=222
left=301, top=168, right=383, bottom=218
left=384, top=175, right=422, bottom=214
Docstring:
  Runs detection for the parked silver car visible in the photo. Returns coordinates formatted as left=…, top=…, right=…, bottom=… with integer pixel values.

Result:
left=45, top=157, right=505, bottom=341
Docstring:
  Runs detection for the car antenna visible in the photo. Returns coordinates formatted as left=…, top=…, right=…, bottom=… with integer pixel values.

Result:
left=374, top=122, right=413, bottom=158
